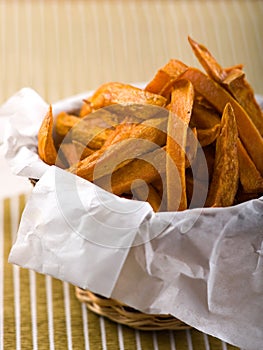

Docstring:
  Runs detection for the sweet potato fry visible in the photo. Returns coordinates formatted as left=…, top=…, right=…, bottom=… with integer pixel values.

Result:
left=72, top=108, right=122, bottom=149
left=85, top=82, right=167, bottom=111
left=180, top=67, right=263, bottom=175
left=72, top=140, right=94, bottom=160
left=55, top=112, right=80, bottom=137
left=58, top=143, right=80, bottom=167
left=192, top=145, right=214, bottom=182
left=206, top=103, right=239, bottom=207
left=145, top=186, right=162, bottom=212
left=38, top=106, right=57, bottom=165
left=103, top=121, right=140, bottom=147
left=85, top=107, right=125, bottom=127
left=145, top=70, right=172, bottom=95
left=186, top=170, right=209, bottom=209
left=224, top=64, right=244, bottom=73
left=188, top=36, right=227, bottom=83
left=166, top=79, right=194, bottom=211
left=197, top=124, right=220, bottom=147
left=104, top=103, right=167, bottom=122
left=185, top=127, right=198, bottom=168
left=203, top=145, right=215, bottom=179
left=191, top=100, right=221, bottom=129
left=68, top=121, right=141, bottom=178
left=222, top=69, right=263, bottom=136
left=133, top=184, right=162, bottom=212
left=79, top=102, right=92, bottom=118
left=145, top=59, right=188, bottom=95
left=96, top=146, right=166, bottom=195
left=237, top=139, right=263, bottom=193
left=71, top=124, right=114, bottom=150
left=188, top=37, right=263, bottom=137
left=68, top=117, right=167, bottom=181
left=151, top=177, right=163, bottom=196
left=89, top=138, right=147, bottom=181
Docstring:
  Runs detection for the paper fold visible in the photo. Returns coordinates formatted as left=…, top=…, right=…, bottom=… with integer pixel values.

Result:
left=9, top=165, right=154, bottom=295
left=2, top=88, right=263, bottom=350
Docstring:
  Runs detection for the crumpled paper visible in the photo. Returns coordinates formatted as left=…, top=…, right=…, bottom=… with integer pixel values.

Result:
left=2, top=88, right=263, bottom=350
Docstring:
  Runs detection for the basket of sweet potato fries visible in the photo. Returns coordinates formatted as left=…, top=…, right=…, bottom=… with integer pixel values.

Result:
left=35, top=37, right=263, bottom=330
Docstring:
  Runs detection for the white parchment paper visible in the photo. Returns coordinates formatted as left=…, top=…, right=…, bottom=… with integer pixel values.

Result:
left=2, top=88, right=263, bottom=350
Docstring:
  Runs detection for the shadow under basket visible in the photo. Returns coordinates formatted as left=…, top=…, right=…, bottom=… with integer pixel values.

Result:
left=75, top=287, right=190, bottom=331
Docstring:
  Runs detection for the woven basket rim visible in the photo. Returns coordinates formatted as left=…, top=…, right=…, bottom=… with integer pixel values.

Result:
left=75, top=287, right=190, bottom=331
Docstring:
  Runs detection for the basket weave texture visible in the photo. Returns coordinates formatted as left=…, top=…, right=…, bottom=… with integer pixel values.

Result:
left=75, top=287, right=190, bottom=330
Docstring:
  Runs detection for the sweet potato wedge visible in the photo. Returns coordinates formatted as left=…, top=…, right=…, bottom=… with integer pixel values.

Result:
left=188, top=36, right=227, bottom=83
left=180, top=67, right=263, bottom=175
left=133, top=184, right=162, bottom=212
left=166, top=79, right=194, bottom=211
left=55, top=112, right=80, bottom=137
left=72, top=140, right=94, bottom=160
left=58, top=143, right=80, bottom=167
left=237, top=139, right=263, bottom=193
left=96, top=146, right=166, bottom=195
left=222, top=69, right=263, bottom=136
left=85, top=82, right=167, bottom=111
left=191, top=100, right=221, bottom=129
left=38, top=106, right=57, bottom=165
left=188, top=37, right=263, bottom=137
left=145, top=59, right=188, bottom=95
left=197, top=124, right=220, bottom=147
left=68, top=117, right=167, bottom=181
left=185, top=127, right=198, bottom=168
left=206, top=103, right=239, bottom=207
left=71, top=123, right=114, bottom=150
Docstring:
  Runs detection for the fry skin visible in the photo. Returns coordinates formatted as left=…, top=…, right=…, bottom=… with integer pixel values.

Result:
left=145, top=59, right=188, bottom=95
left=237, top=139, right=263, bottom=193
left=180, top=67, right=263, bottom=175
left=38, top=105, right=57, bottom=165
left=84, top=82, right=167, bottom=111
left=96, top=146, right=166, bottom=195
left=196, top=124, right=220, bottom=147
left=55, top=112, right=80, bottom=137
left=133, top=184, right=162, bottom=212
left=206, top=103, right=239, bottom=207
left=191, top=100, right=221, bottom=129
left=185, top=127, right=198, bottom=168
left=188, top=36, right=227, bottom=83
left=222, top=69, right=263, bottom=136
left=68, top=117, right=167, bottom=181
left=189, top=36, right=263, bottom=136
left=166, top=79, right=194, bottom=211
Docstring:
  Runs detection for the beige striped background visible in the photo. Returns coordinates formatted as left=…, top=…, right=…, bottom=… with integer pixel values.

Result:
left=0, top=0, right=262, bottom=105
left=1, top=0, right=262, bottom=349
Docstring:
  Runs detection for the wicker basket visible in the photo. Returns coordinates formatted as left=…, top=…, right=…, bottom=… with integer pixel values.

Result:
left=75, top=287, right=189, bottom=330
